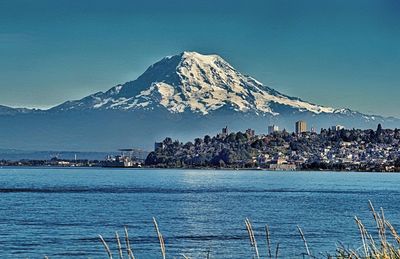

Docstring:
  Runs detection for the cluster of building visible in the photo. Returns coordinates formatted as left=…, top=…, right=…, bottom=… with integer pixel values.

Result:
left=103, top=149, right=145, bottom=167
left=254, top=122, right=398, bottom=171
left=150, top=120, right=400, bottom=172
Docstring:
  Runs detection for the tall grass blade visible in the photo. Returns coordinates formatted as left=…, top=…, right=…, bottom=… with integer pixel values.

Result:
left=153, top=217, right=166, bottom=259
left=297, top=226, right=311, bottom=257
left=265, top=225, right=272, bottom=259
left=245, top=218, right=260, bottom=259
left=275, top=243, right=280, bottom=259
left=115, top=231, right=124, bottom=259
left=99, top=234, right=113, bottom=259
left=124, top=226, right=135, bottom=259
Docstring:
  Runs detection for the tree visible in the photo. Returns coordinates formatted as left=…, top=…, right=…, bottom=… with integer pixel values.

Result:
left=173, top=140, right=181, bottom=148
left=236, top=132, right=247, bottom=143
left=377, top=124, right=383, bottom=134
left=145, top=152, right=158, bottom=165
left=218, top=159, right=226, bottom=168
left=226, top=133, right=236, bottom=143
left=194, top=138, right=203, bottom=146
left=251, top=139, right=264, bottom=149
left=204, top=135, right=211, bottom=145
left=163, top=137, right=173, bottom=146
left=395, top=158, right=400, bottom=168
left=183, top=141, right=194, bottom=149
left=375, top=124, right=384, bottom=143
left=218, top=148, right=236, bottom=164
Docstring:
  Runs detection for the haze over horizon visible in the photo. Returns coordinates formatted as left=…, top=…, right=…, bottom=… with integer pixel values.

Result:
left=0, top=0, right=399, bottom=117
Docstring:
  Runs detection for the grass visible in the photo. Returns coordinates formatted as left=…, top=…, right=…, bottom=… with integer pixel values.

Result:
left=335, top=201, right=400, bottom=259
left=94, top=201, right=400, bottom=259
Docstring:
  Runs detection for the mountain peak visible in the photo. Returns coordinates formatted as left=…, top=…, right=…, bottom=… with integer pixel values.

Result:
left=180, top=51, right=221, bottom=62
left=52, top=51, right=337, bottom=115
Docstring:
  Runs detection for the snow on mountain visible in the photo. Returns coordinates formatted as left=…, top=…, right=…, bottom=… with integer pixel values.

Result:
left=0, top=105, right=34, bottom=115
left=52, top=51, right=338, bottom=115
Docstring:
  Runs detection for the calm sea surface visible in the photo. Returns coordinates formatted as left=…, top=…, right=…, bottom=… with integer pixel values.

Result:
left=0, top=168, right=399, bottom=258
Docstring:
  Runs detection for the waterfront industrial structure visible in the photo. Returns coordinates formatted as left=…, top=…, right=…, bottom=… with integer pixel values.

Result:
left=103, top=149, right=145, bottom=168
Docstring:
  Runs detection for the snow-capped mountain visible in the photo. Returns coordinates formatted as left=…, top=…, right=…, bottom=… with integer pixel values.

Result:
left=0, top=51, right=398, bottom=151
left=52, top=51, right=341, bottom=116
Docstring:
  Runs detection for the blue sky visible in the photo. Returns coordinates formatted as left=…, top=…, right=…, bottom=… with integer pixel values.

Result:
left=0, top=0, right=399, bottom=117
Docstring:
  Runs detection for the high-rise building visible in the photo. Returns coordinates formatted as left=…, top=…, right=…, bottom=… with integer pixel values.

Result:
left=217, top=126, right=229, bottom=139
left=268, top=125, right=279, bottom=134
left=222, top=126, right=228, bottom=135
left=295, top=121, right=307, bottom=134
left=331, top=125, right=345, bottom=131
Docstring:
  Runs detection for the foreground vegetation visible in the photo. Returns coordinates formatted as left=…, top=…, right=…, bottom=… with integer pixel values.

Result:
left=95, top=201, right=400, bottom=259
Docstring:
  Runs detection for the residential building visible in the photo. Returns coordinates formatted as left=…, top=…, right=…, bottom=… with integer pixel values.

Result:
left=246, top=128, right=255, bottom=137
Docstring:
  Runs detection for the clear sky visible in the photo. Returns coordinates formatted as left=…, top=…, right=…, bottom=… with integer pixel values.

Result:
left=0, top=0, right=399, bottom=117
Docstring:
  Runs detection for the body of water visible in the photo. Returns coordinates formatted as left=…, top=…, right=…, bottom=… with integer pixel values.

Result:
left=0, top=168, right=399, bottom=258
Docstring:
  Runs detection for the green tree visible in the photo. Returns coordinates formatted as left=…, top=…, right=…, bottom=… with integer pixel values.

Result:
left=194, top=138, right=203, bottom=146
left=163, top=137, right=173, bottom=146
left=236, top=131, right=247, bottom=143
left=204, top=135, right=212, bottom=144
left=251, top=139, right=264, bottom=149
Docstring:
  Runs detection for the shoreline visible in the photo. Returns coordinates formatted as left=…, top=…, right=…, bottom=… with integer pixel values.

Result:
left=1, top=165, right=399, bottom=173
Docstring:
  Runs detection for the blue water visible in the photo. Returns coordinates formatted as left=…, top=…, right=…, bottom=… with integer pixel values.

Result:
left=0, top=168, right=399, bottom=258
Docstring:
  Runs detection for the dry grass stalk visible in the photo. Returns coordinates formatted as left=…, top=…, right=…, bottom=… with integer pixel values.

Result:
left=369, top=201, right=388, bottom=253
left=355, top=216, right=369, bottom=257
left=245, top=218, right=260, bottom=259
left=115, top=231, right=124, bottom=259
left=153, top=217, right=166, bottom=259
left=94, top=202, right=400, bottom=259
left=337, top=201, right=400, bottom=258
left=275, top=243, right=280, bottom=259
left=297, top=225, right=311, bottom=257
left=124, top=226, right=135, bottom=259
left=99, top=228, right=136, bottom=259
left=99, top=234, right=113, bottom=259
left=206, top=248, right=211, bottom=259
left=380, top=207, right=388, bottom=250
left=265, top=225, right=272, bottom=259
left=385, top=220, right=400, bottom=244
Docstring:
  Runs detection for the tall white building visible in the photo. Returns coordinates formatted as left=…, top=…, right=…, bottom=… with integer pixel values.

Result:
left=295, top=121, right=307, bottom=134
left=268, top=125, right=279, bottom=134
